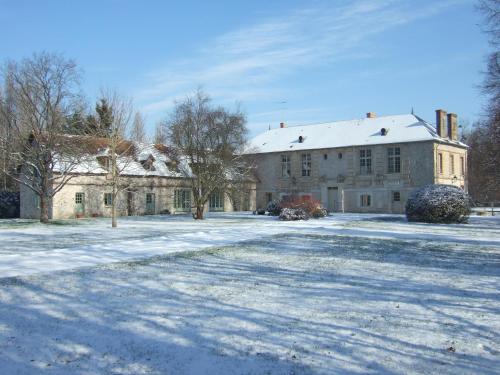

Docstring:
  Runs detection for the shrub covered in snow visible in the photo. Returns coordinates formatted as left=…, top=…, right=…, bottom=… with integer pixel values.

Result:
left=279, top=207, right=308, bottom=221
left=266, top=200, right=282, bottom=216
left=405, top=184, right=470, bottom=223
left=280, top=196, right=325, bottom=217
left=256, top=208, right=266, bottom=215
left=311, top=207, right=328, bottom=218
left=0, top=191, right=20, bottom=218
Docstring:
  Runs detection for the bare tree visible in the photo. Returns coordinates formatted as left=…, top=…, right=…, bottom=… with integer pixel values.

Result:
left=0, top=65, right=18, bottom=191
left=130, top=111, right=147, bottom=143
left=467, top=0, right=500, bottom=202
left=165, top=89, right=250, bottom=219
left=0, top=52, right=87, bottom=223
left=95, top=91, right=134, bottom=228
left=154, top=120, right=167, bottom=144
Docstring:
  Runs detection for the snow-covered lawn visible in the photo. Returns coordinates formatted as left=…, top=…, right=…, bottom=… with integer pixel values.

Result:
left=0, top=213, right=499, bottom=374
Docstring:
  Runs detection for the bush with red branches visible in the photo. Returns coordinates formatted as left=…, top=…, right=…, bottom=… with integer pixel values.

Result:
left=280, top=196, right=326, bottom=217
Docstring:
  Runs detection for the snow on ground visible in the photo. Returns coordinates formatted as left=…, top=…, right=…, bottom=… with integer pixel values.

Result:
left=0, top=213, right=499, bottom=278
left=0, top=213, right=499, bottom=374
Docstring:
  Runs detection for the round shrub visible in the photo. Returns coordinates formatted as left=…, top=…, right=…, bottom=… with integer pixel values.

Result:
left=266, top=200, right=282, bottom=216
left=280, top=196, right=326, bottom=218
left=0, top=191, right=20, bottom=219
left=279, top=207, right=308, bottom=221
left=311, top=207, right=328, bottom=218
left=405, top=184, right=470, bottom=223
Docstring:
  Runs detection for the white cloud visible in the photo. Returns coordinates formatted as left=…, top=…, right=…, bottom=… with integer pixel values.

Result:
left=137, top=0, right=466, bottom=119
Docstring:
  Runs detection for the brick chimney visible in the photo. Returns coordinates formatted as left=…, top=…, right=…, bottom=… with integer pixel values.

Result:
left=447, top=113, right=458, bottom=141
left=435, top=109, right=447, bottom=138
left=280, top=122, right=286, bottom=128
left=366, top=112, right=376, bottom=119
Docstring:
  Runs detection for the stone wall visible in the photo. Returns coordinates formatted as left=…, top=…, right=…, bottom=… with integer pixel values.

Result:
left=20, top=173, right=257, bottom=220
left=251, top=140, right=466, bottom=214
left=434, top=143, right=467, bottom=189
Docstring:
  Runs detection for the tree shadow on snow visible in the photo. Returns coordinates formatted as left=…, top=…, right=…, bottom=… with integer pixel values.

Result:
left=0, top=236, right=499, bottom=374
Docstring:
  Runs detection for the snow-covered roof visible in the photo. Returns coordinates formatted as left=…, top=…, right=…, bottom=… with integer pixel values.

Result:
left=56, top=141, right=186, bottom=177
left=245, top=114, right=467, bottom=154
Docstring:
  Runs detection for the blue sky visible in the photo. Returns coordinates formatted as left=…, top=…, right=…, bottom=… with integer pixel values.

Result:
left=0, top=0, right=489, bottom=137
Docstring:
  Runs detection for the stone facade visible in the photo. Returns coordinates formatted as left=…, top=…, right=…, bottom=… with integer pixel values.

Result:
left=20, top=174, right=256, bottom=219
left=252, top=140, right=466, bottom=214
left=248, top=111, right=467, bottom=214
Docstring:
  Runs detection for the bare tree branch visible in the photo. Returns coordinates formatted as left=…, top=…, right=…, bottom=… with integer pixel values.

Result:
left=165, top=89, right=252, bottom=219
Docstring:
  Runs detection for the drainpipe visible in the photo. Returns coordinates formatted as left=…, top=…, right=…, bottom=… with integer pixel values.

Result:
left=341, top=189, right=345, bottom=213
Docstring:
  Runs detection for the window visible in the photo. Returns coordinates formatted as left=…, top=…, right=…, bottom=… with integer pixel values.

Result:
left=281, top=154, right=291, bottom=177
left=104, top=193, right=113, bottom=206
left=460, top=156, right=465, bottom=176
left=141, top=159, right=156, bottom=171
left=32, top=195, right=39, bottom=209
left=75, top=192, right=84, bottom=204
left=393, top=191, right=401, bottom=202
left=438, top=153, right=443, bottom=174
left=323, top=154, right=328, bottom=160
left=301, top=153, right=311, bottom=176
left=359, top=149, right=372, bottom=174
left=449, top=155, right=455, bottom=175
left=174, top=189, right=191, bottom=210
left=360, top=194, right=371, bottom=207
left=146, top=193, right=155, bottom=214
left=387, top=147, right=401, bottom=173
left=97, top=156, right=110, bottom=171
left=165, top=161, right=178, bottom=172
left=338, top=153, right=343, bottom=159
left=209, top=191, right=224, bottom=211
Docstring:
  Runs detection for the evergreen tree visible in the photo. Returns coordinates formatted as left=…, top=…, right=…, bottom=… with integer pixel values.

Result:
left=80, top=98, right=115, bottom=136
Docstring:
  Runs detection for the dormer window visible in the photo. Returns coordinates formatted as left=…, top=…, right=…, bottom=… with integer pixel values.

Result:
left=141, top=158, right=156, bottom=171
left=97, top=156, right=110, bottom=171
left=139, top=154, right=156, bottom=171
left=165, top=161, right=179, bottom=172
left=381, top=128, right=388, bottom=136
left=298, top=135, right=304, bottom=143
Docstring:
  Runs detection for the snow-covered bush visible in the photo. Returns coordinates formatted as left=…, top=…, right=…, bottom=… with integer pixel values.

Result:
left=279, top=207, right=308, bottom=221
left=311, top=207, right=328, bottom=218
left=0, top=191, right=20, bottom=218
left=405, top=184, right=470, bottom=223
left=266, top=200, right=282, bottom=216
left=280, top=196, right=325, bottom=218
left=256, top=208, right=266, bottom=215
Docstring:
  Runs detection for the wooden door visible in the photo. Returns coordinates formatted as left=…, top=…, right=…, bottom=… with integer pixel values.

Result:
left=146, top=193, right=155, bottom=215
left=327, top=187, right=338, bottom=212
left=75, top=192, right=85, bottom=217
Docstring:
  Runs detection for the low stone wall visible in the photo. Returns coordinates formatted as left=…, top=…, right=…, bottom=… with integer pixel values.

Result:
left=0, top=191, right=20, bottom=218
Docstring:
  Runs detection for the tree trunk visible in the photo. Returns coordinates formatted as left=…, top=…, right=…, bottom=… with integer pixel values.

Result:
left=112, top=203, right=117, bottom=227
left=195, top=204, right=204, bottom=220
left=111, top=152, right=118, bottom=228
left=111, top=190, right=117, bottom=228
left=40, top=194, right=49, bottom=224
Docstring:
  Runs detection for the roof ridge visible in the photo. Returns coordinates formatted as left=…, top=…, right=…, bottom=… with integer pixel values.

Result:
left=270, top=113, right=414, bottom=130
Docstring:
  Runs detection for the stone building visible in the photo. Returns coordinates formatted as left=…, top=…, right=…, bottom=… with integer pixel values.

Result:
left=245, top=110, right=467, bottom=213
left=20, top=142, right=256, bottom=220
